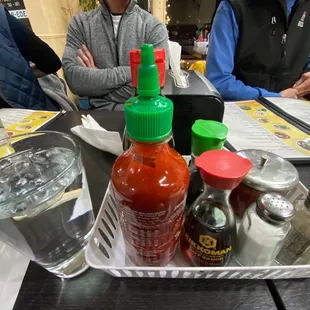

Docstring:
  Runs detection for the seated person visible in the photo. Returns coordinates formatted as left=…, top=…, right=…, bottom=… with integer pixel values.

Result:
left=206, top=0, right=310, bottom=101
left=62, top=0, right=169, bottom=111
left=0, top=5, right=61, bottom=110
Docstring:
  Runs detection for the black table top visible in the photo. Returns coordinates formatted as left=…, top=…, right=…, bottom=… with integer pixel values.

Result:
left=13, top=111, right=310, bottom=310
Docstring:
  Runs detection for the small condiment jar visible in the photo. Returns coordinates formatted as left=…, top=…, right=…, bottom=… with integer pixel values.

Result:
left=186, top=120, right=228, bottom=209
left=235, top=193, right=294, bottom=266
left=230, top=149, right=299, bottom=218
left=276, top=191, right=310, bottom=265
left=180, top=150, right=252, bottom=267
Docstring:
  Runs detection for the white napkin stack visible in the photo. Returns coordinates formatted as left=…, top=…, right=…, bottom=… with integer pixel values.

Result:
left=71, top=115, right=123, bottom=156
left=0, top=242, right=29, bottom=310
left=168, top=40, right=188, bottom=88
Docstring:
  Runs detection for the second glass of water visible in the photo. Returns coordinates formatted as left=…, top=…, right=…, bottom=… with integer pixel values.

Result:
left=0, top=132, right=94, bottom=279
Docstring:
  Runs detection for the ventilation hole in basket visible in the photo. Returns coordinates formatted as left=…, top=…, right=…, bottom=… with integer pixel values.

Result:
left=217, top=271, right=229, bottom=279
left=108, top=194, right=118, bottom=209
left=108, top=193, right=114, bottom=202
left=240, top=272, right=253, bottom=279
left=194, top=273, right=204, bottom=279
left=101, top=218, right=114, bottom=239
left=135, top=271, right=144, bottom=277
left=98, top=242, right=110, bottom=259
left=98, top=228, right=112, bottom=249
left=183, top=271, right=192, bottom=278
left=105, top=210, right=116, bottom=230
left=159, top=270, right=167, bottom=278
left=110, top=269, right=121, bottom=277
left=107, top=201, right=119, bottom=222
left=228, top=272, right=240, bottom=279
left=171, top=270, right=179, bottom=278
left=122, top=270, right=133, bottom=277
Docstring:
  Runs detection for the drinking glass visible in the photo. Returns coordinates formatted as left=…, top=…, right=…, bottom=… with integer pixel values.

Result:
left=0, top=132, right=94, bottom=278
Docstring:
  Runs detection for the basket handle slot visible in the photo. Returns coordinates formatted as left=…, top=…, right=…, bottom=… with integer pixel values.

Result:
left=101, top=218, right=115, bottom=239
left=98, top=227, right=113, bottom=249
left=107, top=197, right=119, bottom=222
left=105, top=210, right=116, bottom=230
left=98, top=241, right=110, bottom=259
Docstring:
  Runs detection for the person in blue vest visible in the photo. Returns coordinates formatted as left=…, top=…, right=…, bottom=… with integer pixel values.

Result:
left=207, top=0, right=310, bottom=101
left=0, top=5, right=61, bottom=110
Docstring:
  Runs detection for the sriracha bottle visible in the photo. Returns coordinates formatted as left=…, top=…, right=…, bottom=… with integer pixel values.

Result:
left=111, top=44, right=190, bottom=267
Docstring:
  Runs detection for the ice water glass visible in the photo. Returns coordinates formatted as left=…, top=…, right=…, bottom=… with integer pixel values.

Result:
left=0, top=132, right=94, bottom=278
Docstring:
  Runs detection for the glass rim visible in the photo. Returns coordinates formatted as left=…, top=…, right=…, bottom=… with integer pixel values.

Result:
left=0, top=131, right=81, bottom=215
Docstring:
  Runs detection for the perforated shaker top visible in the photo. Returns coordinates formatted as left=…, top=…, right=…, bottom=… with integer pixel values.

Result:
left=256, top=193, right=294, bottom=224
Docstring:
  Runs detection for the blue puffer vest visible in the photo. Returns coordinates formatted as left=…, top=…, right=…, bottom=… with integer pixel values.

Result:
left=0, top=6, right=57, bottom=110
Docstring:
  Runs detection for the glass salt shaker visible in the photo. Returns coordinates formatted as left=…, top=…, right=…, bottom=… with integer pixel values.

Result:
left=235, top=193, right=294, bottom=266
left=180, top=150, right=252, bottom=267
left=276, top=191, right=310, bottom=265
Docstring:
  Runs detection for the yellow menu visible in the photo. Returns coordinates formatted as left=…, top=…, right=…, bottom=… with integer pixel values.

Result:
left=0, top=109, right=60, bottom=137
left=224, top=101, right=310, bottom=160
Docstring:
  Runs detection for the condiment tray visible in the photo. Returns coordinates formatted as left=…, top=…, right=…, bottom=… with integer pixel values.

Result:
left=85, top=157, right=310, bottom=279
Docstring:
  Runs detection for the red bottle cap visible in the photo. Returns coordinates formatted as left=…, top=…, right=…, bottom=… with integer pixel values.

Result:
left=130, top=48, right=166, bottom=88
left=195, top=150, right=253, bottom=190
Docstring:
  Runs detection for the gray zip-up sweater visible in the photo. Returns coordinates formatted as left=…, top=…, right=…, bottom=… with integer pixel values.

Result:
left=63, top=0, right=169, bottom=110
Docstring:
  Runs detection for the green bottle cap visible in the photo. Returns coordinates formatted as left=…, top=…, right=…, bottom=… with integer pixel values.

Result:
left=137, top=44, right=160, bottom=97
left=191, top=120, right=228, bottom=156
left=125, top=44, right=174, bottom=143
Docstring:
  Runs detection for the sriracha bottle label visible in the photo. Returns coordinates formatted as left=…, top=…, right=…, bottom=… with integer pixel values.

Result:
left=112, top=191, right=186, bottom=266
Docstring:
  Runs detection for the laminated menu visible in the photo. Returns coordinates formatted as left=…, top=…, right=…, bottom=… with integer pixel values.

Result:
left=223, top=100, right=310, bottom=163
left=0, top=109, right=61, bottom=137
left=261, top=97, right=310, bottom=129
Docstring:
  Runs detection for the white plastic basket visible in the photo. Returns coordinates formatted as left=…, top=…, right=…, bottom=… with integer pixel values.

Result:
left=85, top=158, right=310, bottom=279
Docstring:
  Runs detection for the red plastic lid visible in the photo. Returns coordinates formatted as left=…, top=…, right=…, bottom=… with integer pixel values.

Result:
left=130, top=48, right=166, bottom=88
left=195, top=150, right=253, bottom=190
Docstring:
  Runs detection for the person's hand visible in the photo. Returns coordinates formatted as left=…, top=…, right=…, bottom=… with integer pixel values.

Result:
left=280, top=88, right=298, bottom=98
left=30, top=63, right=46, bottom=78
left=293, top=72, right=310, bottom=97
left=77, top=44, right=97, bottom=68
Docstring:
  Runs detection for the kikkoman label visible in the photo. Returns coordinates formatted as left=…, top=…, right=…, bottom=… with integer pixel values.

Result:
left=185, top=233, right=232, bottom=266
left=199, top=235, right=217, bottom=249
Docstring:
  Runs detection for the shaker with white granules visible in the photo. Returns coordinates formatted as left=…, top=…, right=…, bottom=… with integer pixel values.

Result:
left=235, top=193, right=294, bottom=266
left=276, top=191, right=310, bottom=265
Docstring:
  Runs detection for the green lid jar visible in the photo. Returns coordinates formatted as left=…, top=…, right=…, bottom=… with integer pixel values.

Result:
left=191, top=120, right=228, bottom=156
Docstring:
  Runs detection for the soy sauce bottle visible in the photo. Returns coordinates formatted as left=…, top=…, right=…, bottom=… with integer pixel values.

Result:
left=186, top=120, right=228, bottom=209
left=181, top=150, right=252, bottom=267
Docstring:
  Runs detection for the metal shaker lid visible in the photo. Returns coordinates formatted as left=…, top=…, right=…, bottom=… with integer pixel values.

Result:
left=256, top=193, right=294, bottom=224
left=237, top=149, right=299, bottom=192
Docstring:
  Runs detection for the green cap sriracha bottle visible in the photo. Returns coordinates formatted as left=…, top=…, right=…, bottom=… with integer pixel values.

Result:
left=111, top=44, right=190, bottom=267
